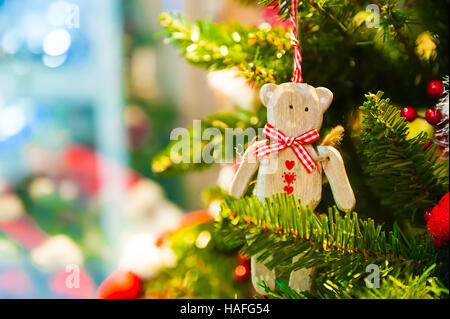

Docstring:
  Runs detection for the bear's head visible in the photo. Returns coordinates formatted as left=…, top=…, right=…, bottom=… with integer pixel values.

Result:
left=260, top=82, right=333, bottom=137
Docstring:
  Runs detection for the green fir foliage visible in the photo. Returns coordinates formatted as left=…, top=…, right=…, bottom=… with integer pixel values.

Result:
left=152, top=107, right=266, bottom=176
left=356, top=91, right=449, bottom=221
left=261, top=265, right=448, bottom=299
left=143, top=222, right=252, bottom=298
left=155, top=0, right=449, bottom=299
left=159, top=11, right=293, bottom=85
left=215, top=194, right=439, bottom=297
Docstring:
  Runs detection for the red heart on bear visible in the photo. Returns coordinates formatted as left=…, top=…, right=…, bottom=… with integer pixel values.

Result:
left=283, top=186, right=294, bottom=195
left=285, top=160, right=295, bottom=170
left=283, top=173, right=295, bottom=185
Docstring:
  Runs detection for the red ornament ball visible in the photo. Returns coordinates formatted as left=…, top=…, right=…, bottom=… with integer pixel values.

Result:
left=427, top=80, right=445, bottom=98
left=425, top=108, right=443, bottom=125
left=426, top=193, right=449, bottom=249
left=233, top=264, right=250, bottom=281
left=400, top=106, right=418, bottom=122
left=97, top=270, right=141, bottom=299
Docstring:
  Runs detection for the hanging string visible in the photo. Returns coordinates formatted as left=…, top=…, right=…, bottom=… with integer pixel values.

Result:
left=290, top=0, right=303, bottom=83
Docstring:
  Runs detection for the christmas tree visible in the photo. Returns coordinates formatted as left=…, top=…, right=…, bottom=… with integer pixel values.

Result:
left=105, top=0, right=449, bottom=299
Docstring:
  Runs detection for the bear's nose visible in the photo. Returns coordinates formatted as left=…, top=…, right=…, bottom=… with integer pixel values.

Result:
left=289, top=105, right=294, bottom=110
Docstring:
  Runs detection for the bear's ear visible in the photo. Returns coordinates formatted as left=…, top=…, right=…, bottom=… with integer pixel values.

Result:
left=316, top=87, right=333, bottom=113
left=260, top=83, right=277, bottom=106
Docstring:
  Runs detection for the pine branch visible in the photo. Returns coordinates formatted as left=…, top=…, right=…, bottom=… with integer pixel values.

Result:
left=159, top=12, right=293, bottom=86
left=261, top=265, right=449, bottom=299
left=215, top=194, right=437, bottom=296
left=160, top=2, right=440, bottom=93
left=152, top=107, right=266, bottom=176
left=356, top=91, right=449, bottom=221
left=143, top=221, right=250, bottom=299
left=202, top=186, right=229, bottom=206
left=393, top=25, right=433, bottom=79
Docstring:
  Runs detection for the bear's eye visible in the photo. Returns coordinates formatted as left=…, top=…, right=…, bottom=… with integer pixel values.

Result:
left=289, top=105, right=294, bottom=110
left=304, top=107, right=309, bottom=112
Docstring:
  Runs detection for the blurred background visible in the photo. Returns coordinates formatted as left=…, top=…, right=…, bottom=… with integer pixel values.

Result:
left=0, top=0, right=265, bottom=298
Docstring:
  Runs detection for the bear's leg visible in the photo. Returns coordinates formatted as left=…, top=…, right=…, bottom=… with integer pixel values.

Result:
left=289, top=268, right=313, bottom=292
left=289, top=254, right=313, bottom=292
left=251, top=256, right=276, bottom=295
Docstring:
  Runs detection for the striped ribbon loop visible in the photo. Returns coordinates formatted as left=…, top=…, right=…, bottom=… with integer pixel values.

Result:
left=290, top=0, right=303, bottom=83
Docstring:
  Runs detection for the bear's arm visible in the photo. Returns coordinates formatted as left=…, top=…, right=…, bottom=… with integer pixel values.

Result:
left=229, top=141, right=265, bottom=197
left=316, top=145, right=355, bottom=211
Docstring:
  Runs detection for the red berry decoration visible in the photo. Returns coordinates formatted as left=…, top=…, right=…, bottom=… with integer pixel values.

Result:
left=237, top=251, right=251, bottom=268
left=97, top=270, right=141, bottom=299
left=427, top=80, right=445, bottom=98
left=423, top=141, right=433, bottom=152
left=233, top=264, right=250, bottom=281
left=424, top=207, right=433, bottom=222
left=425, top=108, right=443, bottom=125
left=400, top=106, right=417, bottom=122
left=426, top=193, right=449, bottom=249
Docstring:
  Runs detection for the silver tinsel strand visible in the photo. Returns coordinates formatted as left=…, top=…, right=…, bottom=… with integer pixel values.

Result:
left=435, top=76, right=449, bottom=160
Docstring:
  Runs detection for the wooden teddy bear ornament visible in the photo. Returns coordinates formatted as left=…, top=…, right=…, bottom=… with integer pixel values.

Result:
left=229, top=82, right=355, bottom=294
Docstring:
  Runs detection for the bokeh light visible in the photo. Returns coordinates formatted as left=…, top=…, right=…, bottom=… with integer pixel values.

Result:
left=0, top=106, right=26, bottom=140
left=20, top=12, right=48, bottom=54
left=1, top=29, right=24, bottom=54
left=43, top=28, right=71, bottom=56
left=42, top=53, right=67, bottom=68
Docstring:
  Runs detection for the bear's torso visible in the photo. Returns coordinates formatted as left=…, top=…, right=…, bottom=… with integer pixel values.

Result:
left=255, top=145, right=322, bottom=210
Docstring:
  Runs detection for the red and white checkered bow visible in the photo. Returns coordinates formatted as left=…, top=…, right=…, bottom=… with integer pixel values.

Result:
left=255, top=123, right=320, bottom=173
